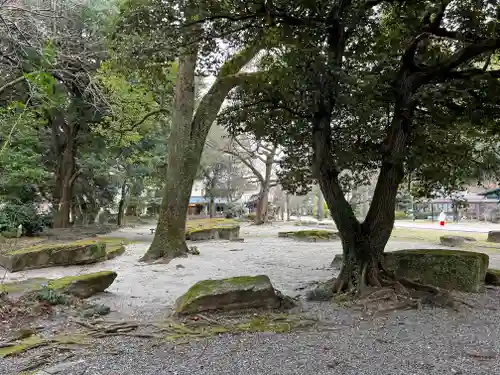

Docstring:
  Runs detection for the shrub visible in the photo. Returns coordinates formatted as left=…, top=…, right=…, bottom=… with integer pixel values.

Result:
left=0, top=203, right=52, bottom=236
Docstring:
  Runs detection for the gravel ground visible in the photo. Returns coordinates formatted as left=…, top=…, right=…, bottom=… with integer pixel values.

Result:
left=2, top=222, right=500, bottom=374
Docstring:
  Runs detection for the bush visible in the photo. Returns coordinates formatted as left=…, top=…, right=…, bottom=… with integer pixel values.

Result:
left=0, top=203, right=53, bottom=236
left=394, top=211, right=408, bottom=220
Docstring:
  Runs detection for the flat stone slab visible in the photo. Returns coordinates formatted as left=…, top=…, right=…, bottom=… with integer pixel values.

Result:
left=440, top=235, right=476, bottom=247
left=0, top=271, right=117, bottom=298
left=330, top=250, right=489, bottom=292
left=0, top=239, right=126, bottom=272
left=278, top=230, right=339, bottom=242
left=175, top=275, right=285, bottom=314
left=186, top=225, right=240, bottom=241
left=0, top=241, right=108, bottom=272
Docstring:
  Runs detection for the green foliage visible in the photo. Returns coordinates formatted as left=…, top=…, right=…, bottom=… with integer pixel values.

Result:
left=0, top=204, right=52, bottom=236
left=36, top=285, right=69, bottom=305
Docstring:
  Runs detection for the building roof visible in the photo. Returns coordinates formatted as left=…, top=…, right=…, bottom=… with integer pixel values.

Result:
left=430, top=193, right=500, bottom=204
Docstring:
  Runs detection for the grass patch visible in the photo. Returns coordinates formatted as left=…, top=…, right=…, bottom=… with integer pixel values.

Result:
left=160, top=312, right=315, bottom=342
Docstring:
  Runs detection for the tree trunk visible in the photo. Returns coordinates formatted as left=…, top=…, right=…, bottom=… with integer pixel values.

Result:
left=142, top=31, right=266, bottom=262
left=255, top=188, right=270, bottom=224
left=141, top=47, right=198, bottom=262
left=209, top=196, right=216, bottom=218
left=314, top=102, right=410, bottom=291
left=53, top=142, right=77, bottom=228
left=117, top=181, right=128, bottom=227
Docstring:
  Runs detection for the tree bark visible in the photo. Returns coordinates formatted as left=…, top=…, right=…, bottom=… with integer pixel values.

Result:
left=141, top=47, right=198, bottom=262
left=209, top=196, right=216, bottom=218
left=53, top=135, right=77, bottom=228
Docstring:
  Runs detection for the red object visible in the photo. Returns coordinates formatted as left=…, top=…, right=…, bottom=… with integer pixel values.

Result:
left=439, top=221, right=445, bottom=226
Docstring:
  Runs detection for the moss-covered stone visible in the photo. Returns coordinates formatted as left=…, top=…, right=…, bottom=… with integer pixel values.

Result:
left=186, top=226, right=240, bottom=241
left=385, top=249, right=488, bottom=292
left=487, top=231, right=500, bottom=243
left=48, top=271, right=117, bottom=298
left=0, top=335, right=44, bottom=358
left=485, top=269, right=500, bottom=286
left=440, top=235, right=476, bottom=247
left=105, top=244, right=126, bottom=259
left=185, top=219, right=240, bottom=241
left=175, top=275, right=285, bottom=314
left=278, top=230, right=339, bottom=241
left=0, top=271, right=117, bottom=298
left=331, top=250, right=488, bottom=292
left=0, top=241, right=107, bottom=272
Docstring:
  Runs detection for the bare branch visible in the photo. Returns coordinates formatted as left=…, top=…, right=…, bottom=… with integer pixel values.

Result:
left=0, top=74, right=27, bottom=94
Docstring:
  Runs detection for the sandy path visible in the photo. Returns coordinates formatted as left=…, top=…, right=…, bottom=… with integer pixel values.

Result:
left=4, top=222, right=480, bottom=319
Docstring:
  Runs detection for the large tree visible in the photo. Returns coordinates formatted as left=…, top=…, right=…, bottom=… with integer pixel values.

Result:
left=217, top=0, right=500, bottom=295
left=116, top=0, right=273, bottom=262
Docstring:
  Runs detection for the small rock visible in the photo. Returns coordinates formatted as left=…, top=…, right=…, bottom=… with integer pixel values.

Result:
left=229, top=248, right=243, bottom=252
left=176, top=264, right=185, bottom=269
left=52, top=271, right=117, bottom=298
left=188, top=246, right=200, bottom=255
left=230, top=238, right=244, bottom=242
left=306, top=279, right=335, bottom=301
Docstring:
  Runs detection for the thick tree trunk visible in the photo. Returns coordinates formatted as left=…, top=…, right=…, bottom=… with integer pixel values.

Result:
left=315, top=102, right=410, bottom=292
left=255, top=188, right=270, bottom=224
left=141, top=47, right=198, bottom=262
left=142, top=31, right=266, bottom=262
left=53, top=143, right=77, bottom=228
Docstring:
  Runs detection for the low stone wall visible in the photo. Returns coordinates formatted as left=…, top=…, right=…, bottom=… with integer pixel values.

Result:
left=278, top=230, right=339, bottom=242
left=186, top=225, right=240, bottom=241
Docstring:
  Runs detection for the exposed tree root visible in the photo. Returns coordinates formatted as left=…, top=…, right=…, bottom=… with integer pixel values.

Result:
left=333, top=260, right=474, bottom=314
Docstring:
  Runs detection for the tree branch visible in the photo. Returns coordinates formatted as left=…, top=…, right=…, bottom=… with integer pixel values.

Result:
left=0, top=75, right=27, bottom=95
left=223, top=148, right=265, bottom=183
